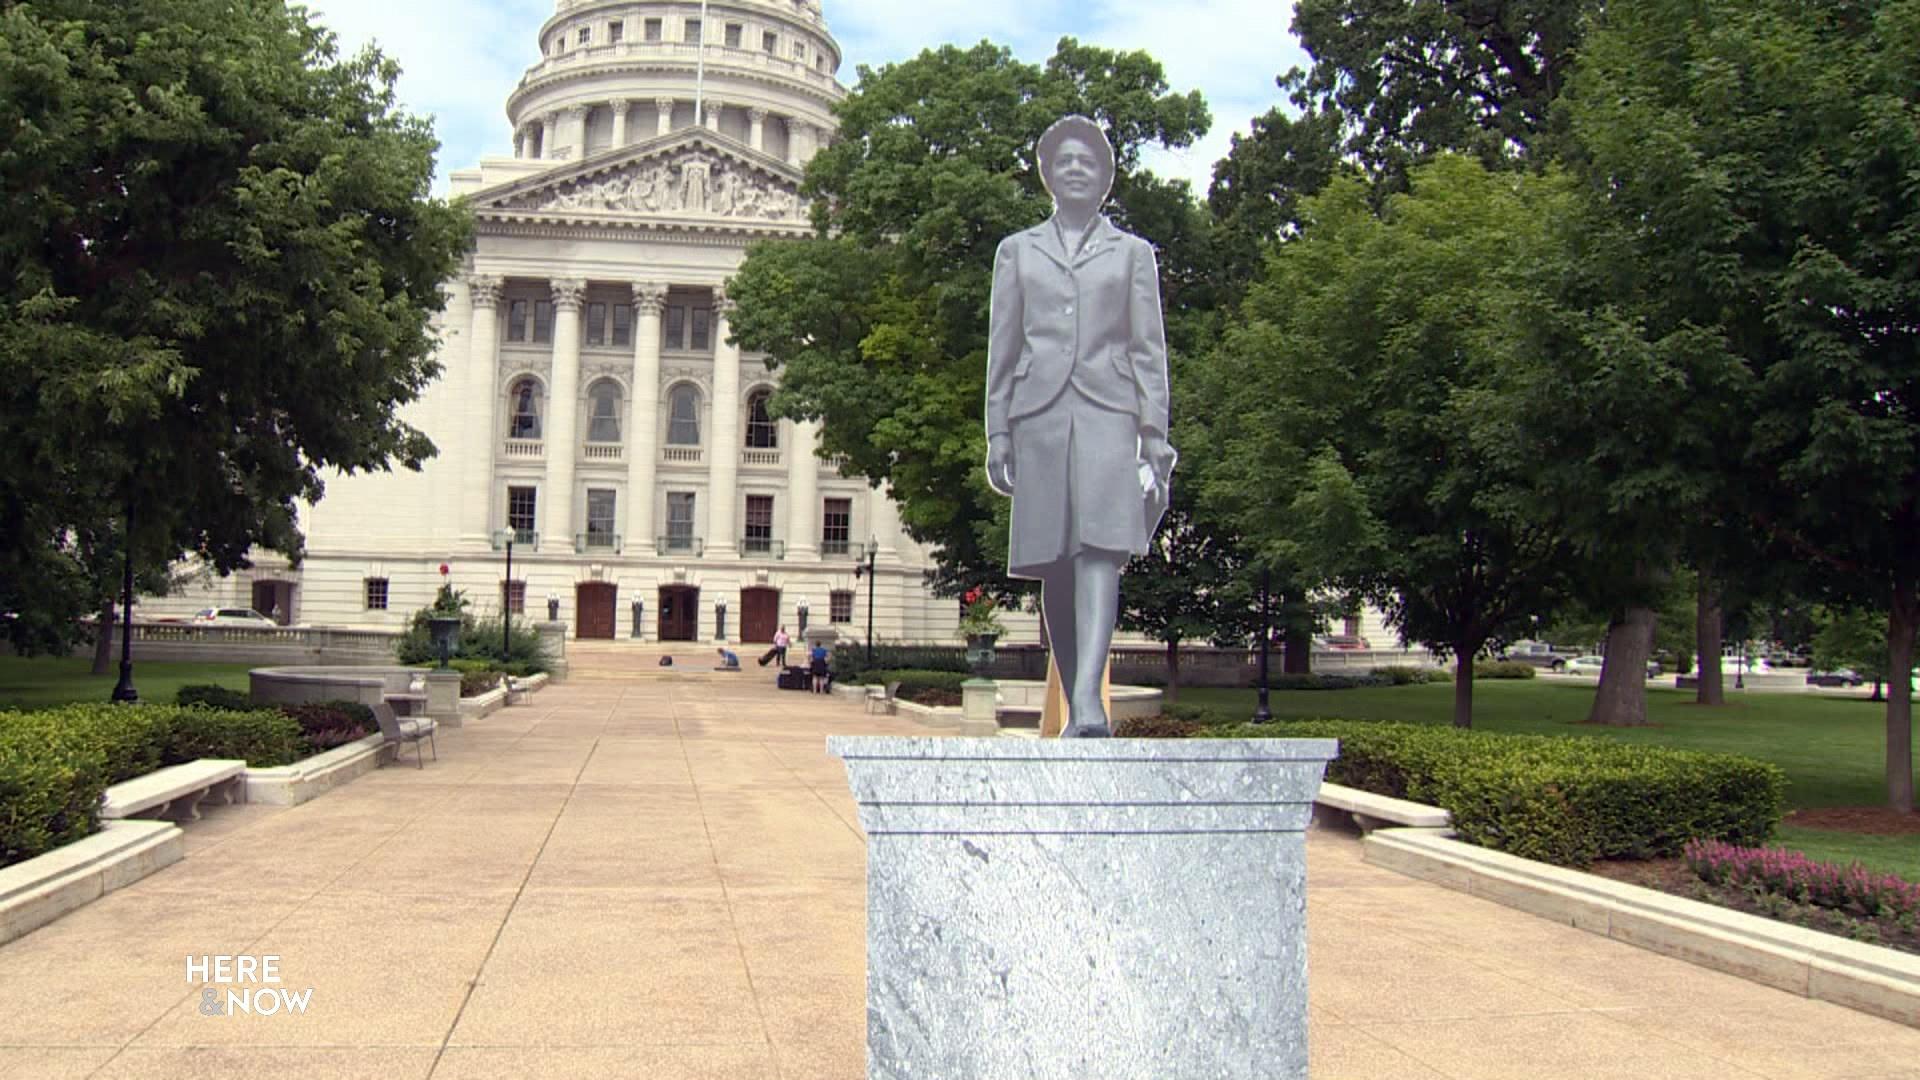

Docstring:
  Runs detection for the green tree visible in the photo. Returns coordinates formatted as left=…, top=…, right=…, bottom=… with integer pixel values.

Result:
left=1205, top=82, right=1351, bottom=303
left=1290, top=0, right=1598, bottom=180
left=0, top=0, right=472, bottom=658
left=1195, top=156, right=1574, bottom=728
left=724, top=39, right=1209, bottom=591
left=1563, top=0, right=1920, bottom=803
left=1813, top=608, right=1891, bottom=703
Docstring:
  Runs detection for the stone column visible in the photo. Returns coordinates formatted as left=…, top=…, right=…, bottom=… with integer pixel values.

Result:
left=748, top=107, right=767, bottom=152
left=564, top=104, right=589, bottom=159
left=464, top=275, right=503, bottom=541
left=706, top=291, right=740, bottom=556
left=541, top=112, right=559, bottom=159
left=829, top=736, right=1335, bottom=1079
left=609, top=98, right=629, bottom=149
left=626, top=283, right=668, bottom=552
left=786, top=120, right=807, bottom=167
left=513, top=129, right=525, bottom=159
left=656, top=97, right=674, bottom=137
left=544, top=278, right=587, bottom=548
left=870, top=482, right=902, bottom=563
left=705, top=99, right=723, bottom=131
left=785, top=419, right=819, bottom=559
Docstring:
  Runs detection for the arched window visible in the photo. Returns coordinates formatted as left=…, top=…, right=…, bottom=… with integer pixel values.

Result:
left=508, top=378, right=543, bottom=439
left=667, top=384, right=701, bottom=445
left=586, top=380, right=622, bottom=443
left=745, top=389, right=778, bottom=449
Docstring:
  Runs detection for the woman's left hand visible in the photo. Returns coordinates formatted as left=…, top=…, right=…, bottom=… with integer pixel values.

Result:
left=1142, top=435, right=1177, bottom=491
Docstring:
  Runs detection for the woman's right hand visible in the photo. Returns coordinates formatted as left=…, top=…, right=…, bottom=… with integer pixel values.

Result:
left=987, top=434, right=1015, bottom=495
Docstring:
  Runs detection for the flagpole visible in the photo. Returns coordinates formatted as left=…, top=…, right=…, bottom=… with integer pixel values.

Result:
left=693, top=0, right=710, bottom=127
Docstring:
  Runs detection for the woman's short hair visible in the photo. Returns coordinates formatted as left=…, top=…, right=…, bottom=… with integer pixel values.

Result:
left=1036, top=114, right=1116, bottom=199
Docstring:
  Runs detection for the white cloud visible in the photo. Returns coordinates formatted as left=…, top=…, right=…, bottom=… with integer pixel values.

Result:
left=297, top=0, right=1304, bottom=198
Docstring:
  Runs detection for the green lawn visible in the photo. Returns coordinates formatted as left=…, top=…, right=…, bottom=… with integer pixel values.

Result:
left=1176, top=681, right=1920, bottom=878
left=0, top=656, right=257, bottom=710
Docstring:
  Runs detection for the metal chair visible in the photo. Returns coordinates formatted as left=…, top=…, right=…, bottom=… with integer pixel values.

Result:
left=371, top=700, right=437, bottom=769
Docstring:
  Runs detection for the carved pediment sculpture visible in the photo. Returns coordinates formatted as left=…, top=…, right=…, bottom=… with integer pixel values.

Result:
left=496, top=149, right=805, bottom=222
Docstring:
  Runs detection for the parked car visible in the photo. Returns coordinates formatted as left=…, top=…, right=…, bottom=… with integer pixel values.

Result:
left=192, top=607, right=278, bottom=627
left=1562, top=655, right=1661, bottom=678
left=1498, top=640, right=1577, bottom=670
left=1807, top=669, right=1865, bottom=687
left=1320, top=634, right=1371, bottom=651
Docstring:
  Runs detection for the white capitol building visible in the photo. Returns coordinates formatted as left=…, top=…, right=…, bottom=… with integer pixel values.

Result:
left=154, top=0, right=989, bottom=646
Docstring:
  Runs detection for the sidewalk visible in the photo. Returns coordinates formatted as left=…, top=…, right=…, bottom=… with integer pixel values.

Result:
left=0, top=672, right=1914, bottom=1078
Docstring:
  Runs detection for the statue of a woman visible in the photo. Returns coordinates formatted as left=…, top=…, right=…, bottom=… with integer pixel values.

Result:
left=984, top=115, right=1175, bottom=737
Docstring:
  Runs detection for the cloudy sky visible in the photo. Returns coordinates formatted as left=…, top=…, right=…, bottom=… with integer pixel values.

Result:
left=302, top=0, right=1310, bottom=198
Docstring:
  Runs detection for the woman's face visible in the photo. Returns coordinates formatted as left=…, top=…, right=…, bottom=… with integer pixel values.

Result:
left=1049, top=136, right=1107, bottom=209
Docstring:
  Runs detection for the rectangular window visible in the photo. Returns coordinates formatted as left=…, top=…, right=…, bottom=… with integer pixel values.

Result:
left=793, top=42, right=806, bottom=60
left=763, top=31, right=777, bottom=52
left=724, top=23, right=742, bottom=48
left=690, top=307, right=711, bottom=351
left=685, top=18, right=702, bottom=43
left=830, top=589, right=853, bottom=624
left=663, top=305, right=685, bottom=349
left=507, top=300, right=529, bottom=342
left=822, top=497, right=851, bottom=554
left=586, top=489, right=617, bottom=548
left=502, top=580, right=526, bottom=615
left=611, top=303, right=633, bottom=346
left=666, top=492, right=696, bottom=550
left=744, top=495, right=773, bottom=553
left=1343, top=614, right=1362, bottom=637
left=507, top=486, right=537, bottom=542
left=586, top=302, right=607, bottom=346
left=363, top=578, right=389, bottom=611
left=578, top=27, right=592, bottom=45
left=533, top=300, right=555, bottom=343
left=644, top=17, right=662, bottom=41
left=608, top=22, right=624, bottom=44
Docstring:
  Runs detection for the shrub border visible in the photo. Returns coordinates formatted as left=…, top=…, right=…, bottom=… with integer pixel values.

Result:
left=1362, top=826, right=1920, bottom=1031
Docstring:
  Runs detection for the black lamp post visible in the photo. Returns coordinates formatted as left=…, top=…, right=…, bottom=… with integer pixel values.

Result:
left=853, top=540, right=877, bottom=668
left=110, top=497, right=138, bottom=704
left=1252, top=567, right=1272, bottom=723
left=490, top=529, right=516, bottom=660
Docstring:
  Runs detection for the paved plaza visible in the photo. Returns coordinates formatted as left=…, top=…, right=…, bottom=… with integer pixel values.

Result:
left=2, top=653, right=1917, bottom=1079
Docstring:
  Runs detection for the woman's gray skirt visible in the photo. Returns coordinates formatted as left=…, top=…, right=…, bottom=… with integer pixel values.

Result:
left=1007, top=386, right=1148, bottom=578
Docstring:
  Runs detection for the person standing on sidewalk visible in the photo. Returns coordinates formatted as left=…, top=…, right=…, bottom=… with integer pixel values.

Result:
left=773, top=626, right=790, bottom=667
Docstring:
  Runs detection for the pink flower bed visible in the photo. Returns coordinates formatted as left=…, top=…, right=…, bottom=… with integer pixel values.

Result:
left=1684, top=838, right=1920, bottom=919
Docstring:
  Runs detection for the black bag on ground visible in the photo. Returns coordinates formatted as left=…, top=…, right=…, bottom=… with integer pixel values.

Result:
left=777, top=667, right=810, bottom=690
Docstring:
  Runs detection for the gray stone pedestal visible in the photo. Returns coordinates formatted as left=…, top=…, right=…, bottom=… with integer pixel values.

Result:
left=959, top=678, right=999, bottom=735
left=424, top=670, right=462, bottom=728
left=828, top=736, right=1336, bottom=1080
left=535, top=621, right=568, bottom=681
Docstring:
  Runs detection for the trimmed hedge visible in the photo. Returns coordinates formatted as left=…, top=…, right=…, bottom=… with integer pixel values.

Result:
left=1202, top=718, right=1785, bottom=868
left=1473, top=661, right=1538, bottom=680
left=177, top=684, right=253, bottom=711
left=835, top=645, right=971, bottom=679
left=281, top=702, right=376, bottom=753
left=0, top=703, right=310, bottom=869
left=1371, top=666, right=1451, bottom=686
left=864, top=669, right=971, bottom=695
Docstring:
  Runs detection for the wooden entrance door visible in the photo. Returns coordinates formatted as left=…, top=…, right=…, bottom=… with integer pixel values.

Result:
left=658, top=586, right=699, bottom=642
left=740, top=587, right=779, bottom=644
left=576, top=583, right=617, bottom=640
left=251, top=581, right=294, bottom=625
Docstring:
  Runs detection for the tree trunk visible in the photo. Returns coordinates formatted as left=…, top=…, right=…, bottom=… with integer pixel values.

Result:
left=1452, top=642, right=1476, bottom=729
left=1695, top=575, right=1725, bottom=706
left=1886, top=580, right=1917, bottom=814
left=91, top=599, right=116, bottom=676
left=1164, top=637, right=1181, bottom=704
left=1281, top=619, right=1312, bottom=675
left=1587, top=606, right=1656, bottom=726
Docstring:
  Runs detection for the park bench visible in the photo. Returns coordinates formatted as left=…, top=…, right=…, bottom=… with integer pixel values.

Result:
left=101, top=759, right=247, bottom=822
left=371, top=700, right=437, bottom=769
left=1314, top=782, right=1451, bottom=833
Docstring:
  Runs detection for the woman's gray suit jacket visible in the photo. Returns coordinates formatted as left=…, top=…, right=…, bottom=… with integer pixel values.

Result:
left=985, top=214, right=1171, bottom=577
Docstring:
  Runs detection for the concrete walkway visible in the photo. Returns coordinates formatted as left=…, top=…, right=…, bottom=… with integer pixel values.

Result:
left=2, top=666, right=1917, bottom=1079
